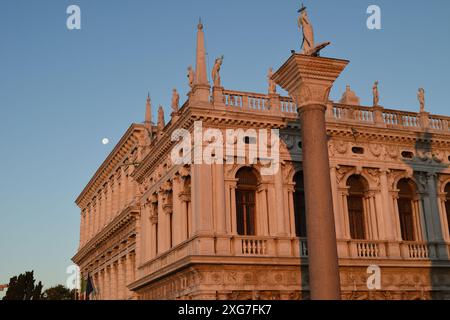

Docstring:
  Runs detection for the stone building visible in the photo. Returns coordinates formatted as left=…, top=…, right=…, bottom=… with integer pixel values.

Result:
left=72, top=21, right=450, bottom=300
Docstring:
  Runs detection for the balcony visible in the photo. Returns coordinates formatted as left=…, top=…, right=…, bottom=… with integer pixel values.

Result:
left=340, top=240, right=448, bottom=260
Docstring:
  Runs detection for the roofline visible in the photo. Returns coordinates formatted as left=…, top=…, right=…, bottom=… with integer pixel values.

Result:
left=75, top=123, right=145, bottom=206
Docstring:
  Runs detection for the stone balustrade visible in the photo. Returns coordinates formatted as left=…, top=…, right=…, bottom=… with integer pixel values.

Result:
left=339, top=240, right=447, bottom=260
left=137, top=235, right=448, bottom=283
left=139, top=235, right=308, bottom=277
left=220, top=89, right=450, bottom=134
left=223, top=90, right=270, bottom=112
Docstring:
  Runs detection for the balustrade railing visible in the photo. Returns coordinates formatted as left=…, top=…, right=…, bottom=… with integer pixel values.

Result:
left=240, top=238, right=267, bottom=255
left=402, top=242, right=430, bottom=259
left=220, top=88, right=450, bottom=134
left=356, top=241, right=380, bottom=258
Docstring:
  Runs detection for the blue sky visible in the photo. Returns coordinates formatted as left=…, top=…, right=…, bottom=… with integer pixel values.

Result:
left=0, top=0, right=449, bottom=291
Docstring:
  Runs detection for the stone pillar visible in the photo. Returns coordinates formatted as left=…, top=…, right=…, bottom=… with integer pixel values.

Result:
left=286, top=184, right=296, bottom=236
left=118, top=256, right=125, bottom=300
left=110, top=262, right=117, bottom=300
left=172, top=176, right=183, bottom=246
left=109, top=178, right=119, bottom=221
left=274, top=165, right=287, bottom=236
left=99, top=269, right=105, bottom=300
left=438, top=193, right=450, bottom=241
left=105, top=182, right=111, bottom=224
left=105, top=265, right=111, bottom=300
left=125, top=253, right=134, bottom=299
left=87, top=205, right=92, bottom=241
left=80, top=211, right=85, bottom=247
left=426, top=173, right=444, bottom=241
left=98, top=192, right=103, bottom=231
left=214, top=164, right=227, bottom=234
left=330, top=166, right=343, bottom=239
left=273, top=54, right=348, bottom=300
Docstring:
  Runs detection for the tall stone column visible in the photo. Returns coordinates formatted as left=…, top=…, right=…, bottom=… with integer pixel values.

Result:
left=105, top=265, right=111, bottom=300
left=117, top=256, right=125, bottom=300
left=125, top=252, right=134, bottom=299
left=273, top=54, right=348, bottom=300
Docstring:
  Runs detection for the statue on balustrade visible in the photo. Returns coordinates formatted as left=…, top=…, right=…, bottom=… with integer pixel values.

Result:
left=298, top=5, right=330, bottom=56
left=267, top=67, right=277, bottom=94
left=373, top=81, right=379, bottom=106
left=212, top=55, right=224, bottom=87
left=171, top=88, right=180, bottom=113
left=418, top=88, right=425, bottom=113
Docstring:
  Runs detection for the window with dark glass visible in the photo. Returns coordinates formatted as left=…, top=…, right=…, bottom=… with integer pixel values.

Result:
left=397, top=179, right=416, bottom=241
left=235, top=167, right=257, bottom=236
left=347, top=175, right=367, bottom=240
left=293, top=171, right=307, bottom=237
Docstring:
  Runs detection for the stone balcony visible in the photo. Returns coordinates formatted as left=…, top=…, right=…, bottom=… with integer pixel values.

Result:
left=135, top=233, right=450, bottom=288
left=337, top=239, right=450, bottom=261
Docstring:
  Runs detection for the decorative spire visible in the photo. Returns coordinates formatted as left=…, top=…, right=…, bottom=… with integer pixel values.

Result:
left=145, top=93, right=152, bottom=130
left=194, top=19, right=208, bottom=86
left=157, top=105, right=165, bottom=133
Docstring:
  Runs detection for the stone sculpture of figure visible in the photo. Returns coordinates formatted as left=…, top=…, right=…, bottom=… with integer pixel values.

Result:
left=267, top=67, right=276, bottom=94
left=187, top=66, right=194, bottom=89
left=418, top=88, right=425, bottom=113
left=373, top=81, right=379, bottom=106
left=171, top=88, right=180, bottom=113
left=212, top=55, right=224, bottom=87
left=298, top=6, right=314, bottom=55
left=157, top=105, right=165, bottom=131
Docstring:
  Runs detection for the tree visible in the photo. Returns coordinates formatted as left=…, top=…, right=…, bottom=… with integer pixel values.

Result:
left=42, top=285, right=76, bottom=300
left=2, top=271, right=43, bottom=300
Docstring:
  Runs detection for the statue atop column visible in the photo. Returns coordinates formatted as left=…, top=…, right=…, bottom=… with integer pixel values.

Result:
left=187, top=65, right=195, bottom=89
left=212, top=55, right=224, bottom=87
left=267, top=67, right=277, bottom=94
left=298, top=5, right=330, bottom=56
left=171, top=88, right=180, bottom=113
left=418, top=88, right=425, bottom=113
left=373, top=81, right=379, bottom=106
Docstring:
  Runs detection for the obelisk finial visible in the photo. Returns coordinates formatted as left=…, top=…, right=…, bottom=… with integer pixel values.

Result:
left=145, top=93, right=152, bottom=131
left=195, top=20, right=208, bottom=85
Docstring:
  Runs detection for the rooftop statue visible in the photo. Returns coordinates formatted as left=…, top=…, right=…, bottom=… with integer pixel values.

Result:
left=418, top=88, right=425, bottom=113
left=373, top=81, right=379, bottom=106
left=171, top=88, right=180, bottom=113
left=212, top=55, right=224, bottom=87
left=298, top=5, right=330, bottom=56
left=339, top=85, right=360, bottom=106
left=267, top=67, right=277, bottom=94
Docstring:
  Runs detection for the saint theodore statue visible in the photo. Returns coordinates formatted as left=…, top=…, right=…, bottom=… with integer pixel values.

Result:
left=297, top=4, right=330, bottom=56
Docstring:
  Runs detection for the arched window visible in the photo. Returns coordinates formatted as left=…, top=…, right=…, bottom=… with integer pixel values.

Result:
left=445, top=183, right=450, bottom=236
left=397, top=178, right=417, bottom=241
left=293, top=171, right=307, bottom=237
left=347, top=175, right=368, bottom=240
left=235, top=167, right=257, bottom=236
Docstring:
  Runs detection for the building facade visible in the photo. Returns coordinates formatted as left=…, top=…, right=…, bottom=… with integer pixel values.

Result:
left=72, top=22, right=450, bottom=300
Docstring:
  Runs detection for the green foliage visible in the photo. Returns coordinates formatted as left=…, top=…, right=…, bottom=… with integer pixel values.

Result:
left=2, top=271, right=43, bottom=300
left=42, top=284, right=76, bottom=300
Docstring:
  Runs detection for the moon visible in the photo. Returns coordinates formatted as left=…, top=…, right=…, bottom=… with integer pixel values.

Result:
left=102, top=138, right=109, bottom=145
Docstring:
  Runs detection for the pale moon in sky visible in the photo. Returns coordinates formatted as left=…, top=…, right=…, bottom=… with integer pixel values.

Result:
left=102, top=138, right=109, bottom=145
